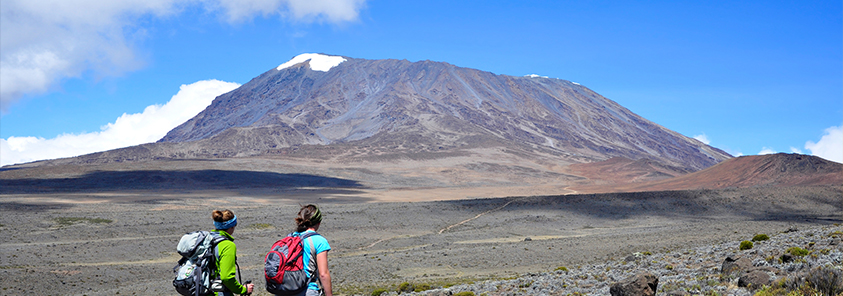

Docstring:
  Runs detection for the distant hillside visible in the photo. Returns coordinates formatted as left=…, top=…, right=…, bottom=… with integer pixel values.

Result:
left=566, top=157, right=693, bottom=185
left=570, top=153, right=842, bottom=193
left=154, top=54, right=729, bottom=171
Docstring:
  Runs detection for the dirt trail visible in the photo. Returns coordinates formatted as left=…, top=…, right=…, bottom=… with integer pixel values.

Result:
left=438, top=198, right=519, bottom=234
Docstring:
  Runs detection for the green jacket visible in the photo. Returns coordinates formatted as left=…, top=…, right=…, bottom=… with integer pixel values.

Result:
left=212, top=230, right=247, bottom=295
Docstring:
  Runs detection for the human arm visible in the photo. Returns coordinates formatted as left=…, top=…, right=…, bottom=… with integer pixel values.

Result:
left=316, top=251, right=332, bottom=296
left=216, top=241, right=248, bottom=295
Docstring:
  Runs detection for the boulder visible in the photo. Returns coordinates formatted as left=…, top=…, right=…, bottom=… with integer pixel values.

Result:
left=424, top=291, right=453, bottom=296
left=781, top=254, right=793, bottom=263
left=721, top=255, right=752, bottom=276
left=610, top=272, right=658, bottom=296
left=738, top=269, right=772, bottom=290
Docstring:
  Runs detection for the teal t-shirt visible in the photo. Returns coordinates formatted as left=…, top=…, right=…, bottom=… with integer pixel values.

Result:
left=295, top=230, right=331, bottom=291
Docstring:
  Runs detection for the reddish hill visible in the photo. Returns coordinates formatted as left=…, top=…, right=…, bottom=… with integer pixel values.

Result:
left=566, top=157, right=692, bottom=185
left=571, top=153, right=842, bottom=193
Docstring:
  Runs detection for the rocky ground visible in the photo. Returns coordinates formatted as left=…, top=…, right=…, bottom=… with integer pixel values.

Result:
left=0, top=185, right=839, bottom=296
left=380, top=224, right=843, bottom=296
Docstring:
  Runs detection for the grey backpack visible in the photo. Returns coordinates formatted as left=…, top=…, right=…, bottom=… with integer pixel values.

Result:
left=173, top=231, right=229, bottom=296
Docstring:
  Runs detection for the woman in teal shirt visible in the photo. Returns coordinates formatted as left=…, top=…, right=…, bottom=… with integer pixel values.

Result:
left=292, top=205, right=333, bottom=296
left=212, top=209, right=255, bottom=296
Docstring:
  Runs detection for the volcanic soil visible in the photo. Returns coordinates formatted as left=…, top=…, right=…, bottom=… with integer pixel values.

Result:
left=0, top=184, right=839, bottom=295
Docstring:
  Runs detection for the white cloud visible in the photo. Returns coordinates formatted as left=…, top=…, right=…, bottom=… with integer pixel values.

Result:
left=213, top=0, right=366, bottom=23
left=789, top=147, right=802, bottom=154
left=805, top=125, right=843, bottom=163
left=0, top=80, right=239, bottom=166
left=758, top=147, right=776, bottom=155
left=693, top=134, right=710, bottom=145
left=0, top=0, right=367, bottom=111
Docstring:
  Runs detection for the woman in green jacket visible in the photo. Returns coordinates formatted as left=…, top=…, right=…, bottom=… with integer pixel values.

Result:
left=212, top=209, right=255, bottom=296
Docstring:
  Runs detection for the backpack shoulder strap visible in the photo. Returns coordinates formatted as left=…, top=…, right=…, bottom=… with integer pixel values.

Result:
left=302, top=233, right=322, bottom=289
left=300, top=231, right=320, bottom=240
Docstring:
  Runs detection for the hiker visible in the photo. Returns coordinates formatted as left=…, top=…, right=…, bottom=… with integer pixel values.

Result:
left=292, top=204, right=333, bottom=296
left=212, top=209, right=255, bottom=296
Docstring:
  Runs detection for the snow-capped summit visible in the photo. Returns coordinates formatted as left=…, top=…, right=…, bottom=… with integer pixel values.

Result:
left=526, top=74, right=548, bottom=78
left=277, top=53, right=346, bottom=72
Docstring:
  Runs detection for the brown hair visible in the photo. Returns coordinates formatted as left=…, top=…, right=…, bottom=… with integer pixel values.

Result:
left=295, top=204, right=321, bottom=232
left=212, top=209, right=235, bottom=222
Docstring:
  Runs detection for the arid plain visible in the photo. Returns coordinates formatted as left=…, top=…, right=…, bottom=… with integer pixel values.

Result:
left=1, top=156, right=840, bottom=295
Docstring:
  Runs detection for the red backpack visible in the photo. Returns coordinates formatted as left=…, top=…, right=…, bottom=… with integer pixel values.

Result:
left=264, top=232, right=319, bottom=295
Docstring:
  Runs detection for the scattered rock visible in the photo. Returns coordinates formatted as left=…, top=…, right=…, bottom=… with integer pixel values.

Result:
left=423, top=291, right=452, bottom=296
left=609, top=272, right=658, bottom=296
left=625, top=252, right=645, bottom=262
left=738, top=269, right=772, bottom=290
left=721, top=255, right=752, bottom=276
left=781, top=254, right=793, bottom=263
left=524, top=237, right=532, bottom=241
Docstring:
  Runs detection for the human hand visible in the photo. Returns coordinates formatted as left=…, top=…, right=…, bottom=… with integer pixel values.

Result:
left=245, top=283, right=254, bottom=294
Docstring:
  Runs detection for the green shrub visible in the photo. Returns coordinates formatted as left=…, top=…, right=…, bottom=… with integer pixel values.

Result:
left=739, top=240, right=754, bottom=250
left=398, top=282, right=413, bottom=293
left=752, top=234, right=770, bottom=242
left=453, top=292, right=475, bottom=296
left=414, top=283, right=431, bottom=292
left=555, top=266, right=569, bottom=272
left=371, top=288, right=388, bottom=296
left=786, top=247, right=809, bottom=257
left=755, top=266, right=842, bottom=296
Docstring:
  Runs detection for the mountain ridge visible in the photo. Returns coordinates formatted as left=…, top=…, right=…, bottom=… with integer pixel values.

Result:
left=569, top=153, right=842, bottom=193
left=158, top=54, right=730, bottom=171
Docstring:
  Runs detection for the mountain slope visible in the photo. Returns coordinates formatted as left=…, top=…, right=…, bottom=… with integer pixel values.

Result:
left=159, top=54, right=730, bottom=171
left=569, top=153, right=842, bottom=193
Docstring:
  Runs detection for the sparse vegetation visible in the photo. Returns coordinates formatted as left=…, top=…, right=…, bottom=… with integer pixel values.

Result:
left=752, top=234, right=770, bottom=242
left=739, top=240, right=754, bottom=250
left=414, top=283, right=431, bottom=292
left=453, top=292, right=475, bottom=296
left=245, top=223, right=272, bottom=230
left=53, top=217, right=112, bottom=227
left=371, top=288, right=388, bottom=296
left=753, top=266, right=843, bottom=296
left=555, top=266, right=569, bottom=272
left=786, top=247, right=809, bottom=257
left=398, top=282, right=413, bottom=293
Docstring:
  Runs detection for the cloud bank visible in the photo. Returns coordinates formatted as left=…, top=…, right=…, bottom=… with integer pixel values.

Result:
left=0, top=0, right=367, bottom=111
left=805, top=125, right=843, bottom=163
left=0, top=80, right=239, bottom=166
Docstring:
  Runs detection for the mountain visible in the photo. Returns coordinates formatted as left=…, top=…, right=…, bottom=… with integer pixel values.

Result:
left=157, top=54, right=730, bottom=171
left=569, top=153, right=843, bottom=193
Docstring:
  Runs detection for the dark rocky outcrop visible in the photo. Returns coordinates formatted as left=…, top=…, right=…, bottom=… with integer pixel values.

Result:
left=738, top=269, right=773, bottom=290
left=721, top=255, right=753, bottom=276
left=609, top=272, right=658, bottom=296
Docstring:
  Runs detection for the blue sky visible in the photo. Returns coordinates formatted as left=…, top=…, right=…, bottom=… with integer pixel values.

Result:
left=1, top=0, right=841, bottom=166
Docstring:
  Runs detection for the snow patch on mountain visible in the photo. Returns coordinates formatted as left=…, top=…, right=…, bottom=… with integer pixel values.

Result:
left=526, top=74, right=549, bottom=78
left=277, top=53, right=346, bottom=72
